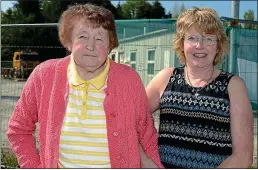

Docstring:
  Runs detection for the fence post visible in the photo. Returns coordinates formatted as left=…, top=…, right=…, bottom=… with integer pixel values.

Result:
left=0, top=3, right=2, bottom=167
left=228, top=27, right=239, bottom=75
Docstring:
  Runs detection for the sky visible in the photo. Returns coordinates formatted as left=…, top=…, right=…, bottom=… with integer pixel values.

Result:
left=1, top=1, right=257, bottom=20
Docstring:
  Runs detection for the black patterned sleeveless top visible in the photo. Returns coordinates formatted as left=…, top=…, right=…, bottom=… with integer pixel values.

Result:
left=158, top=67, right=234, bottom=169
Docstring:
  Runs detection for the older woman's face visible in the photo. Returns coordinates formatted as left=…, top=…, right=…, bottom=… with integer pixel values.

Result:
left=68, top=20, right=110, bottom=73
left=182, top=26, right=218, bottom=68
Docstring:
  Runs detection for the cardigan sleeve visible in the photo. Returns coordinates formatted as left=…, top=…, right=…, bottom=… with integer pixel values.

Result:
left=133, top=73, right=164, bottom=168
left=6, top=66, right=41, bottom=168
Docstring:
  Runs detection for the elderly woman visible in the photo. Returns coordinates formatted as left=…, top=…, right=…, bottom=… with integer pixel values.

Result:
left=6, top=4, right=163, bottom=168
left=146, top=7, right=253, bottom=168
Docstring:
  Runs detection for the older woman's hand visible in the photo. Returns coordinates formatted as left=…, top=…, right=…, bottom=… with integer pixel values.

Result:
left=139, top=143, right=159, bottom=168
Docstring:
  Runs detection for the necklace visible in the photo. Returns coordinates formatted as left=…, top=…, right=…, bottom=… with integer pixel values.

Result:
left=185, top=66, right=214, bottom=98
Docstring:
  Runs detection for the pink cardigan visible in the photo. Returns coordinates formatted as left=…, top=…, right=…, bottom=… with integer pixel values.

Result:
left=6, top=56, right=163, bottom=168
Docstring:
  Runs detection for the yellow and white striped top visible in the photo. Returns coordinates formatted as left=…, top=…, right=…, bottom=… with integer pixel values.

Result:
left=58, top=58, right=111, bottom=168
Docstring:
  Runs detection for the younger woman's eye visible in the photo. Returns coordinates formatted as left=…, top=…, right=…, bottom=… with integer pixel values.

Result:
left=188, top=36, right=195, bottom=40
left=206, top=37, right=213, bottom=40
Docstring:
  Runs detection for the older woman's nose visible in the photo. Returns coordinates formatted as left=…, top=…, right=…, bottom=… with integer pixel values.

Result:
left=86, top=39, right=95, bottom=51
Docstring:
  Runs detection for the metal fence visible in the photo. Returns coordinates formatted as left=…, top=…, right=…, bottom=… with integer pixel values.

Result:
left=1, top=19, right=257, bottom=167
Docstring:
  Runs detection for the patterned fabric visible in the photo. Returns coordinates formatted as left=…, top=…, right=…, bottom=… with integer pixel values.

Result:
left=159, top=66, right=234, bottom=168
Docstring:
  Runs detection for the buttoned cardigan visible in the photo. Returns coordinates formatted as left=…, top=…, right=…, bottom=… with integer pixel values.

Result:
left=6, top=56, right=163, bottom=168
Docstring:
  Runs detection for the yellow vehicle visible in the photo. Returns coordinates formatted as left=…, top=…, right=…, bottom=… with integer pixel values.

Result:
left=1, top=51, right=41, bottom=79
left=13, top=51, right=41, bottom=79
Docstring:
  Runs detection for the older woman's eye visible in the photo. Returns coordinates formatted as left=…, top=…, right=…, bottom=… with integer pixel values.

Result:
left=96, top=37, right=103, bottom=41
left=79, top=35, right=88, bottom=39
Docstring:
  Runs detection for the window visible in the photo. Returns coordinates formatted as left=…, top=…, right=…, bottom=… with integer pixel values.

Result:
left=147, top=49, right=155, bottom=75
left=130, top=51, right=136, bottom=70
left=111, top=54, right=115, bottom=61
left=130, top=52, right=136, bottom=61
left=148, top=50, right=155, bottom=61
left=147, top=63, right=154, bottom=75
left=131, top=63, right=136, bottom=69
left=118, top=52, right=124, bottom=64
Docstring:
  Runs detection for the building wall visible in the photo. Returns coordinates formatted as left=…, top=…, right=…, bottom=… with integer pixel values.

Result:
left=109, top=32, right=180, bottom=87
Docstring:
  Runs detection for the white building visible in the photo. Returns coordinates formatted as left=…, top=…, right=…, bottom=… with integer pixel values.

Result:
left=109, top=19, right=180, bottom=87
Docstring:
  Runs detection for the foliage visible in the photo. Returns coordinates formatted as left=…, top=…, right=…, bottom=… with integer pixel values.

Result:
left=0, top=0, right=167, bottom=61
left=1, top=0, right=67, bottom=61
left=121, top=0, right=147, bottom=19
left=243, top=9, right=256, bottom=29
left=1, top=5, right=39, bottom=61
left=2, top=0, right=256, bottom=61
left=116, top=2, right=124, bottom=19
left=16, top=0, right=43, bottom=22
left=120, top=0, right=166, bottom=19
left=170, top=2, right=186, bottom=19
left=150, top=1, right=165, bottom=19
left=1, top=149, right=20, bottom=168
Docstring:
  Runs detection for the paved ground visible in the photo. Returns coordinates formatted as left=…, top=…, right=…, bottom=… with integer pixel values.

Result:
left=1, top=79, right=257, bottom=168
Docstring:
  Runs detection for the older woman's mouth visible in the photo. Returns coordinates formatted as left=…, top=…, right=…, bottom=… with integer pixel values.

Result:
left=84, top=55, right=97, bottom=58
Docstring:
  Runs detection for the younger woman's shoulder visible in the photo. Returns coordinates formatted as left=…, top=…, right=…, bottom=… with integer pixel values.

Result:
left=148, top=67, right=175, bottom=86
left=156, top=67, right=177, bottom=80
left=159, top=67, right=174, bottom=76
left=228, top=75, right=246, bottom=87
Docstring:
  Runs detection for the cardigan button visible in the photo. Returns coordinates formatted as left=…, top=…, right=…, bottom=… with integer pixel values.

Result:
left=111, top=112, right=117, bottom=117
left=113, top=132, right=119, bottom=137
left=118, top=155, right=124, bottom=160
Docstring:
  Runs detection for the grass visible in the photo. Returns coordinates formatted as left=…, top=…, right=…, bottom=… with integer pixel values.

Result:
left=1, top=149, right=19, bottom=169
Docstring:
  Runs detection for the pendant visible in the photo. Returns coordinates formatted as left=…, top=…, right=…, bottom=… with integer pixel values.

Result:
left=194, top=93, right=200, bottom=98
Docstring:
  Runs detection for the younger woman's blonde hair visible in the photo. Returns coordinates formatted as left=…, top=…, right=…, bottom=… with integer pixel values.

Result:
left=173, top=7, right=229, bottom=65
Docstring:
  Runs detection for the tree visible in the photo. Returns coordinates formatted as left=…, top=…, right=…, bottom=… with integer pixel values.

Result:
left=40, top=0, right=75, bottom=23
left=116, top=1, right=124, bottom=19
left=121, top=0, right=139, bottom=19
left=150, top=0, right=165, bottom=19
left=1, top=0, right=119, bottom=61
left=243, top=9, right=255, bottom=29
left=1, top=0, right=67, bottom=61
left=170, top=2, right=186, bottom=19
left=1, top=7, right=37, bottom=60
left=141, top=1, right=152, bottom=19
left=16, top=0, right=43, bottom=23
left=121, top=0, right=152, bottom=19
left=94, top=0, right=119, bottom=19
left=41, top=0, right=118, bottom=22
left=179, top=3, right=186, bottom=14
left=164, top=11, right=172, bottom=18
left=171, top=2, right=180, bottom=18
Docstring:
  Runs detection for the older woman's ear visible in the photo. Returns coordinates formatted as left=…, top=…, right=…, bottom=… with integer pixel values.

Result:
left=67, top=43, right=72, bottom=52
